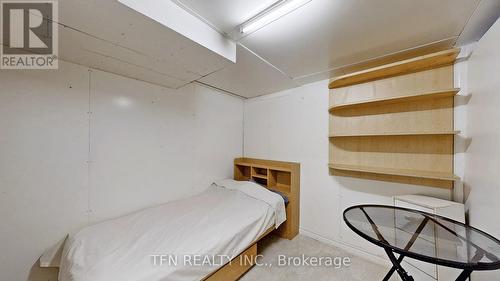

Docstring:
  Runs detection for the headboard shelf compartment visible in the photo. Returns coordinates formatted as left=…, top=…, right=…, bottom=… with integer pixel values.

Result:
left=251, top=167, right=268, bottom=179
left=251, top=174, right=268, bottom=179
left=328, top=49, right=460, bottom=189
left=252, top=177, right=268, bottom=186
left=269, top=170, right=292, bottom=195
left=234, top=158, right=300, bottom=240
left=235, top=164, right=251, bottom=181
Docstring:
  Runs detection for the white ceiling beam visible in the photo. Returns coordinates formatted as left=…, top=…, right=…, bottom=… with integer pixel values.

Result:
left=118, top=0, right=236, bottom=63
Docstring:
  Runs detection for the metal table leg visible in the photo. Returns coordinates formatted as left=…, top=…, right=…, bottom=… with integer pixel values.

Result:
left=455, top=269, right=472, bottom=281
left=383, top=248, right=414, bottom=281
left=378, top=215, right=429, bottom=281
left=382, top=251, right=474, bottom=281
left=382, top=253, right=405, bottom=281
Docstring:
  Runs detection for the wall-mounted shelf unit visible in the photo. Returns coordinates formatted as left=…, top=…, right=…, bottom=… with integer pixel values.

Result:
left=328, top=164, right=459, bottom=182
left=328, top=49, right=461, bottom=189
left=329, top=130, right=460, bottom=137
left=329, top=49, right=460, bottom=89
left=329, top=88, right=460, bottom=111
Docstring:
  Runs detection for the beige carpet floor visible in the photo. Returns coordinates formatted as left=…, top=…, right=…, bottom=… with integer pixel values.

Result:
left=240, top=234, right=394, bottom=281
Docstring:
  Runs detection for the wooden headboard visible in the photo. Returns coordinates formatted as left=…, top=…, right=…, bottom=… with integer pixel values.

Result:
left=234, top=158, right=300, bottom=240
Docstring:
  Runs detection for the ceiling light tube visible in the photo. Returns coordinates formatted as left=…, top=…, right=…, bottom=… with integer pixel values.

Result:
left=240, top=0, right=311, bottom=34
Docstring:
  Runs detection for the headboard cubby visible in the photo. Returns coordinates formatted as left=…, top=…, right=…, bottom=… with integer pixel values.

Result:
left=234, top=158, right=300, bottom=240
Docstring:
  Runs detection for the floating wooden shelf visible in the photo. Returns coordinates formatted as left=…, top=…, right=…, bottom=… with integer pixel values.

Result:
left=329, top=49, right=460, bottom=89
left=329, top=49, right=459, bottom=189
left=329, top=88, right=460, bottom=111
left=328, top=164, right=460, bottom=181
left=329, top=130, right=460, bottom=137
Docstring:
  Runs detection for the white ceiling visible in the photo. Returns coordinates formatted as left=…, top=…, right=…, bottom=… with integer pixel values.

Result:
left=55, top=0, right=233, bottom=89
left=176, top=0, right=280, bottom=35
left=238, top=0, right=479, bottom=78
left=198, top=45, right=299, bottom=97
left=52, top=0, right=500, bottom=97
left=178, top=0, right=500, bottom=97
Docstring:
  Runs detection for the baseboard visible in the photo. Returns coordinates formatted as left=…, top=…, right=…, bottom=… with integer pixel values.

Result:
left=299, top=228, right=391, bottom=268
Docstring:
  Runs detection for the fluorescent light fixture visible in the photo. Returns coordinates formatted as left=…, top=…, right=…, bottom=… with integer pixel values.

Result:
left=240, top=0, right=311, bottom=34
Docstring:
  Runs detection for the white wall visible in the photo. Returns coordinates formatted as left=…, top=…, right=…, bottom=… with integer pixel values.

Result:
left=464, top=19, right=500, bottom=281
left=243, top=79, right=454, bottom=260
left=0, top=60, right=243, bottom=281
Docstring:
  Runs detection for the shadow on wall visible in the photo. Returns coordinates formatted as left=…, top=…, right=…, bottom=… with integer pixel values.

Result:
left=463, top=182, right=472, bottom=209
left=331, top=169, right=454, bottom=190
left=455, top=93, right=472, bottom=107
left=455, top=135, right=472, bottom=154
left=334, top=175, right=450, bottom=200
left=28, top=259, right=58, bottom=281
left=332, top=100, right=451, bottom=117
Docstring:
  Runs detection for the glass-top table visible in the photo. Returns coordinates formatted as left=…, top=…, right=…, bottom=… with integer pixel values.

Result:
left=343, top=205, right=500, bottom=281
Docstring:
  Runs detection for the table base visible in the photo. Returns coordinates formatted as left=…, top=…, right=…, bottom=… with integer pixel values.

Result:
left=381, top=249, right=473, bottom=281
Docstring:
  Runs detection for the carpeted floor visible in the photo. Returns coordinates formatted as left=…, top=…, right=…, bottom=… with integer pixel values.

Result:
left=240, top=234, right=394, bottom=281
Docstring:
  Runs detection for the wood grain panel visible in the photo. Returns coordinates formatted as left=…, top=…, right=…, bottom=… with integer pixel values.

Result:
left=329, top=164, right=458, bottom=181
left=329, top=66, right=454, bottom=107
left=329, top=97, right=454, bottom=136
left=339, top=39, right=455, bottom=75
left=204, top=244, right=257, bottom=281
left=330, top=169, right=453, bottom=189
left=329, top=88, right=459, bottom=111
left=330, top=131, right=460, bottom=137
left=234, top=158, right=300, bottom=240
left=329, top=49, right=459, bottom=89
left=328, top=50, right=458, bottom=188
left=330, top=135, right=453, bottom=172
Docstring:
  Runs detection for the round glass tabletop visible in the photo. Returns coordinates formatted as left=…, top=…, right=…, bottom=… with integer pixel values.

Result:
left=343, top=205, right=500, bottom=270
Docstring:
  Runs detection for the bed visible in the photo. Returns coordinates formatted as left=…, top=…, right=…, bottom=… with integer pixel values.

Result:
left=40, top=158, right=300, bottom=281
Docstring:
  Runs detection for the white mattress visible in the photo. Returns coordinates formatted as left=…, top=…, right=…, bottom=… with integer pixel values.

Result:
left=59, top=180, right=285, bottom=281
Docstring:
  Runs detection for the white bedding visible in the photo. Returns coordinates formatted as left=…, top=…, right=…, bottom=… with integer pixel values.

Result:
left=59, top=180, right=285, bottom=281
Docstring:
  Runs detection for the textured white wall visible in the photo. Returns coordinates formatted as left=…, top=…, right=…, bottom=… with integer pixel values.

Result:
left=243, top=79, right=454, bottom=261
left=0, top=60, right=243, bottom=281
left=465, top=19, right=500, bottom=281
